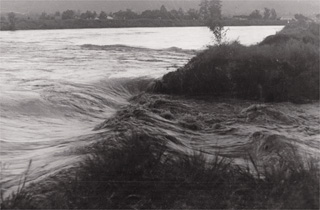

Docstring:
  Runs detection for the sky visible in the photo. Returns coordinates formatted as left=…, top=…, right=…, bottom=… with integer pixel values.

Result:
left=0, top=0, right=319, bottom=16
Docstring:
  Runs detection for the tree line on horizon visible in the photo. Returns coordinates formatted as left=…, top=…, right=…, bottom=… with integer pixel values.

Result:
left=4, top=0, right=312, bottom=31
left=1, top=0, right=281, bottom=26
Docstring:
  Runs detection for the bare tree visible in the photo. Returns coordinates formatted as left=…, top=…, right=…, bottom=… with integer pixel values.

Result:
left=200, top=0, right=225, bottom=44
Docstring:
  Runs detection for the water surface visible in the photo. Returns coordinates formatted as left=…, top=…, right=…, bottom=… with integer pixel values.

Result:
left=5, top=25, right=315, bottom=195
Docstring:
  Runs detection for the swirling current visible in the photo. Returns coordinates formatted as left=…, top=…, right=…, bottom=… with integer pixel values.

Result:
left=1, top=26, right=318, bottom=197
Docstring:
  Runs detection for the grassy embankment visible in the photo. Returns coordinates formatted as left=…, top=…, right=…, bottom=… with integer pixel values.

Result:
left=1, top=22, right=319, bottom=209
left=154, top=21, right=319, bottom=103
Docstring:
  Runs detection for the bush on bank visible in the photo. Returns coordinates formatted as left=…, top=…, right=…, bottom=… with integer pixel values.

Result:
left=154, top=22, right=319, bottom=103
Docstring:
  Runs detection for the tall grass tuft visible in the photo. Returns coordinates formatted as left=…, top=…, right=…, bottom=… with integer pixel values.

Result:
left=1, top=132, right=319, bottom=209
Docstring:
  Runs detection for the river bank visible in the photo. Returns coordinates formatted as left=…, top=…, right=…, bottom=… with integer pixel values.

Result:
left=153, top=21, right=319, bottom=103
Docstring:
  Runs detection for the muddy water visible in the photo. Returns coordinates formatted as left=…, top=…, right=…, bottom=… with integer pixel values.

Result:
left=95, top=94, right=319, bottom=166
left=4, top=25, right=317, bottom=196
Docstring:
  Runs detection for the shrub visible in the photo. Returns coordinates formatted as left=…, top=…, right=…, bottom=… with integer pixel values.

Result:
left=154, top=22, right=320, bottom=103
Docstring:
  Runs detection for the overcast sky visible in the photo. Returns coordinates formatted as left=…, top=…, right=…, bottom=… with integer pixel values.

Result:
left=0, top=0, right=319, bottom=16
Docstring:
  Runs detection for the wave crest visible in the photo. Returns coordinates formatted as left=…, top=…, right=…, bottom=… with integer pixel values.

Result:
left=81, top=44, right=197, bottom=54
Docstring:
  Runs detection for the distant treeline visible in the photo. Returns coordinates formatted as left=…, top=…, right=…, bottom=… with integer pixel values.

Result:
left=0, top=4, right=288, bottom=30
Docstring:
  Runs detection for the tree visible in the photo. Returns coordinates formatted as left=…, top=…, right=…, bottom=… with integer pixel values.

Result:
left=160, top=5, right=167, bottom=13
left=199, top=0, right=209, bottom=20
left=160, top=5, right=168, bottom=19
left=61, top=10, right=75, bottom=20
left=249, top=10, right=262, bottom=19
left=80, top=12, right=86, bottom=19
left=1, top=16, right=6, bottom=22
left=141, top=10, right=158, bottom=19
left=263, top=8, right=271, bottom=19
left=81, top=10, right=96, bottom=19
left=199, top=0, right=221, bottom=20
left=187, top=9, right=199, bottom=20
left=114, top=9, right=138, bottom=20
left=92, top=11, right=97, bottom=19
left=208, top=0, right=222, bottom=20
left=294, top=14, right=309, bottom=22
left=99, top=11, right=108, bottom=20
left=209, top=21, right=225, bottom=44
left=200, top=0, right=224, bottom=44
left=177, top=8, right=185, bottom=19
left=124, top=9, right=138, bottom=19
left=270, top=8, right=277, bottom=20
left=166, top=9, right=177, bottom=19
left=7, top=12, right=16, bottom=30
left=39, top=12, right=51, bottom=20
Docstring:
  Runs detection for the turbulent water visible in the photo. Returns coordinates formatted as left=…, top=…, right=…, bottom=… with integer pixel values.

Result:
left=1, top=25, right=319, bottom=195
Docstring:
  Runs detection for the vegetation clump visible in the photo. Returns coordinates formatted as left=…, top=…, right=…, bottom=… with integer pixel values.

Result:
left=154, top=22, right=319, bottom=103
left=1, top=132, right=319, bottom=209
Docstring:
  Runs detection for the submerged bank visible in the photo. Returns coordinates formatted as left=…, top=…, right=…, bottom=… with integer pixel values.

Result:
left=2, top=93, right=319, bottom=209
left=1, top=22, right=319, bottom=209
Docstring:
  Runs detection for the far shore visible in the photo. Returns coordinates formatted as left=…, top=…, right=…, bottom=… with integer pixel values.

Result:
left=0, top=19, right=288, bottom=31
